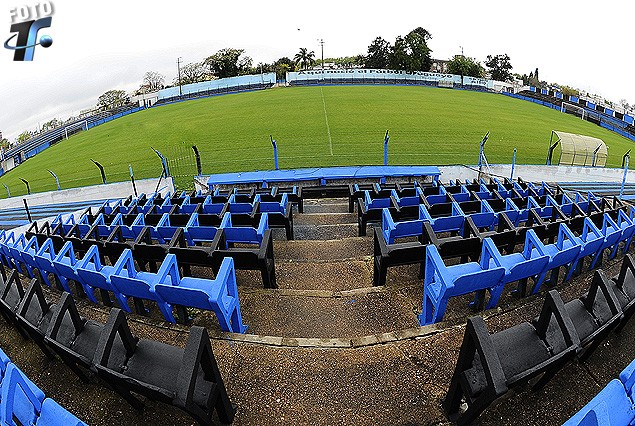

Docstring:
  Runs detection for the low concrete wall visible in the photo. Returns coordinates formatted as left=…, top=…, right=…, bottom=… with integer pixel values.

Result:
left=0, top=177, right=175, bottom=210
left=438, top=164, right=633, bottom=183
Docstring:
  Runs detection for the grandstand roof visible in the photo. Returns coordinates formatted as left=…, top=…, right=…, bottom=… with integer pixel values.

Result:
left=553, top=130, right=608, bottom=167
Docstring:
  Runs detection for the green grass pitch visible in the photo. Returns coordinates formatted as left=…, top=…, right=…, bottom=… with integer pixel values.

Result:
left=3, top=85, right=633, bottom=196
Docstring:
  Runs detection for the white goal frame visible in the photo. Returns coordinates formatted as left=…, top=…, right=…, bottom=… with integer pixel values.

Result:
left=64, top=120, right=88, bottom=139
left=561, top=102, right=586, bottom=120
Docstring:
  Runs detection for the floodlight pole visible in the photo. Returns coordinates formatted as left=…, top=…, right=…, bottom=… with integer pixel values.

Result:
left=620, top=151, right=630, bottom=200
left=271, top=136, right=279, bottom=170
left=510, top=148, right=517, bottom=181
left=47, top=169, right=61, bottom=190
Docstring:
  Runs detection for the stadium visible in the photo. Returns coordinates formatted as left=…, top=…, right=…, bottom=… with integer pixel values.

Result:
left=2, top=2, right=635, bottom=425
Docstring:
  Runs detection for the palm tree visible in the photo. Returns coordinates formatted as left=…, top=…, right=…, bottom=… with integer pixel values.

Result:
left=294, top=48, right=316, bottom=70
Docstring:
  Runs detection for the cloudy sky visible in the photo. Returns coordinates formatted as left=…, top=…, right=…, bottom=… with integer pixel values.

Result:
left=1, top=0, right=634, bottom=141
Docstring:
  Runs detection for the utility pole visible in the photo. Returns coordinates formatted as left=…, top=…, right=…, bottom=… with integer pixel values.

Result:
left=459, top=46, right=464, bottom=85
left=177, top=57, right=183, bottom=97
left=318, top=39, right=324, bottom=74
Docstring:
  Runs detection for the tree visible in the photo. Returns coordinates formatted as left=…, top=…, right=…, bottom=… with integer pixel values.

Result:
left=620, top=99, right=631, bottom=111
left=274, top=57, right=295, bottom=80
left=142, top=71, right=165, bottom=92
left=16, top=131, right=31, bottom=144
left=389, top=36, right=409, bottom=70
left=41, top=118, right=61, bottom=132
left=446, top=55, right=485, bottom=78
left=365, top=37, right=391, bottom=69
left=561, top=85, right=579, bottom=97
left=176, top=62, right=208, bottom=85
left=204, top=48, right=252, bottom=79
left=294, top=48, right=316, bottom=70
left=97, top=89, right=129, bottom=110
left=0, top=133, right=9, bottom=149
left=403, top=27, right=433, bottom=71
left=485, top=54, right=513, bottom=82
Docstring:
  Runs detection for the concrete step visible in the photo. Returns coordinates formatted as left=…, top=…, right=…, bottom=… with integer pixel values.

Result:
left=275, top=260, right=372, bottom=291
left=238, top=289, right=420, bottom=338
left=294, top=212, right=357, bottom=226
left=291, top=223, right=359, bottom=240
left=274, top=237, right=372, bottom=261
left=302, top=199, right=350, bottom=214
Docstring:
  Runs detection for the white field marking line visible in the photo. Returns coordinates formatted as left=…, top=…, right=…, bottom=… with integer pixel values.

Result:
left=320, top=86, right=334, bottom=156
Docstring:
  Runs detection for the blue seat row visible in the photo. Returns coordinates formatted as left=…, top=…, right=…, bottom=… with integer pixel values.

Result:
left=420, top=209, right=635, bottom=324
left=0, top=232, right=247, bottom=333
left=0, top=347, right=86, bottom=425
left=55, top=210, right=270, bottom=247
left=355, top=178, right=564, bottom=236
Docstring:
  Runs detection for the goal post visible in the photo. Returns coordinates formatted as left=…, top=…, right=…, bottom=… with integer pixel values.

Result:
left=64, top=120, right=88, bottom=139
left=560, top=102, right=586, bottom=120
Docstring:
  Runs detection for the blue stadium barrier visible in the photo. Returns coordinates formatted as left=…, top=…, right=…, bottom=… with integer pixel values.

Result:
left=207, top=165, right=441, bottom=188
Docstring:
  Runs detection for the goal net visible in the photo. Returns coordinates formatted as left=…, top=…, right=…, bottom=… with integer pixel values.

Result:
left=64, top=120, right=88, bottom=139
left=561, top=102, right=586, bottom=120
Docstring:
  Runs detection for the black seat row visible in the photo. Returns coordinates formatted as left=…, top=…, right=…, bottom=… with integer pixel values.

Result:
left=444, top=254, right=635, bottom=425
left=0, top=269, right=235, bottom=425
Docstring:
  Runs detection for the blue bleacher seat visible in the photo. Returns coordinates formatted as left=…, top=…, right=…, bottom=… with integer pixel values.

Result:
left=76, top=245, right=127, bottom=306
left=33, top=239, right=59, bottom=288
left=51, top=241, right=81, bottom=293
left=562, top=379, right=635, bottom=426
left=35, top=398, right=87, bottom=426
left=479, top=230, right=550, bottom=308
left=1, top=363, right=45, bottom=426
left=419, top=242, right=506, bottom=324
left=153, top=255, right=247, bottom=332
left=109, top=249, right=174, bottom=319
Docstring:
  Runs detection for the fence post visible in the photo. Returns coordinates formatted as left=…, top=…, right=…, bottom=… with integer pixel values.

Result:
left=47, top=169, right=61, bottom=190
left=151, top=147, right=170, bottom=177
left=19, top=178, right=30, bottom=195
left=477, top=132, right=490, bottom=180
left=270, top=136, right=279, bottom=170
left=23, top=198, right=31, bottom=222
left=620, top=151, right=630, bottom=200
left=383, top=130, right=390, bottom=166
left=192, top=145, right=202, bottom=176
left=129, top=165, right=138, bottom=197
left=90, top=159, right=107, bottom=184
left=510, top=148, right=517, bottom=181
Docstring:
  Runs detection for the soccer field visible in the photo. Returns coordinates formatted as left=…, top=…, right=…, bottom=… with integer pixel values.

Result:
left=2, top=85, right=633, bottom=195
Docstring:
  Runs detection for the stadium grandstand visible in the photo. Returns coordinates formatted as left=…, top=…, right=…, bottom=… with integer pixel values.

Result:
left=3, top=24, right=635, bottom=426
